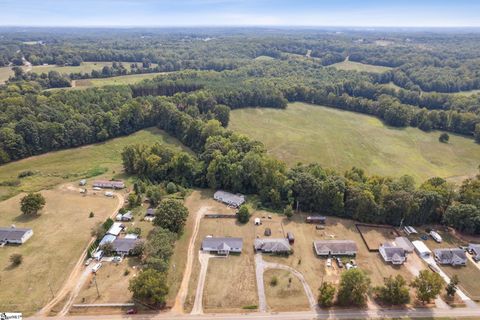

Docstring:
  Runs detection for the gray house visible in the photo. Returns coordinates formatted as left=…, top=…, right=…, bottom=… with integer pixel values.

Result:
left=379, top=244, right=406, bottom=265
left=112, top=238, right=142, bottom=256
left=254, top=238, right=291, bottom=254
left=469, top=244, right=480, bottom=261
left=313, top=240, right=357, bottom=256
left=0, top=227, right=33, bottom=244
left=92, top=180, right=125, bottom=189
left=213, top=190, right=245, bottom=208
left=434, top=248, right=467, bottom=266
left=201, top=237, right=243, bottom=255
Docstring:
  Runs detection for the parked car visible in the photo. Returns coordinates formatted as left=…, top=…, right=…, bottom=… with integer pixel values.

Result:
left=326, top=258, right=332, bottom=267
left=345, top=263, right=353, bottom=270
left=92, top=263, right=102, bottom=273
left=93, top=187, right=102, bottom=191
left=85, top=258, right=92, bottom=266
left=420, top=235, right=428, bottom=241
left=126, top=308, right=137, bottom=314
left=336, top=257, right=343, bottom=268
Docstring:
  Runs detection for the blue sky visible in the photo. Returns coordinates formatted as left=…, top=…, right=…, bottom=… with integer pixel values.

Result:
left=0, top=0, right=479, bottom=27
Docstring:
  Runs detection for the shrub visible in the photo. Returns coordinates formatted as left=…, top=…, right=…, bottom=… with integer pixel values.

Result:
left=10, top=253, right=23, bottom=266
left=270, top=276, right=278, bottom=287
left=166, top=182, right=177, bottom=194
left=124, top=269, right=131, bottom=276
left=439, top=133, right=450, bottom=143
left=89, top=211, right=95, bottom=218
left=237, top=205, right=250, bottom=224
left=18, top=170, right=35, bottom=178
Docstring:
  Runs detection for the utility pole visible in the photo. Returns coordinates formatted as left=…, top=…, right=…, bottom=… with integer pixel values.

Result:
left=93, top=274, right=100, bottom=298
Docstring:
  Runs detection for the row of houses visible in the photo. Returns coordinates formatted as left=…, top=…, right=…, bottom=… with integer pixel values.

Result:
left=0, top=226, right=33, bottom=245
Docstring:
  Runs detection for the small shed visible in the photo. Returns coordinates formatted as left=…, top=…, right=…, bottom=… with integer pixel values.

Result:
left=306, top=216, right=326, bottom=224
left=79, top=179, right=87, bottom=186
left=287, top=232, right=295, bottom=244
left=264, top=228, right=271, bottom=236
left=107, top=222, right=124, bottom=236
left=254, top=218, right=261, bottom=226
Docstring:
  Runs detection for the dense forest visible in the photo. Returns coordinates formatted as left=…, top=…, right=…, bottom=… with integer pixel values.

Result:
left=0, top=28, right=479, bottom=232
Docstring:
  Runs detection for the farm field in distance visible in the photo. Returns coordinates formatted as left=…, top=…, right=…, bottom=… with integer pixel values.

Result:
left=0, top=127, right=188, bottom=200
left=330, top=58, right=392, bottom=73
left=0, top=186, right=120, bottom=315
left=74, top=72, right=167, bottom=88
left=229, top=102, right=480, bottom=184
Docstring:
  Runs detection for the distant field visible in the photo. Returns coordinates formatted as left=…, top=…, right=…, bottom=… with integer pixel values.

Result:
left=0, top=128, right=187, bottom=200
left=382, top=82, right=480, bottom=97
left=330, top=59, right=392, bottom=73
left=75, top=72, right=166, bottom=88
left=0, top=62, right=159, bottom=84
left=254, top=55, right=275, bottom=61
left=229, top=102, right=480, bottom=183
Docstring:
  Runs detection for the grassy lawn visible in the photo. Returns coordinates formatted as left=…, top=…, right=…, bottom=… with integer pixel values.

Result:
left=0, top=187, right=118, bottom=315
left=330, top=59, right=392, bottom=73
left=0, top=128, right=187, bottom=201
left=229, top=102, right=480, bottom=184
left=382, top=82, right=480, bottom=97
left=75, top=72, right=166, bottom=88
left=30, top=61, right=157, bottom=75
left=357, top=225, right=399, bottom=251
left=0, top=66, right=14, bottom=83
left=264, top=269, right=310, bottom=312
left=254, top=55, right=275, bottom=61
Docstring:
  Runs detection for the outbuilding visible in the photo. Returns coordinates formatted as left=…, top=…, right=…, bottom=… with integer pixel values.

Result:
left=213, top=190, right=245, bottom=208
left=306, top=216, right=326, bottom=224
left=107, top=222, right=124, bottom=236
left=412, top=240, right=432, bottom=258
left=394, top=237, right=415, bottom=253
left=468, top=244, right=480, bottom=261
left=0, top=226, right=33, bottom=244
left=287, top=232, right=295, bottom=244
left=92, top=180, right=125, bottom=189
left=254, top=218, right=261, bottom=226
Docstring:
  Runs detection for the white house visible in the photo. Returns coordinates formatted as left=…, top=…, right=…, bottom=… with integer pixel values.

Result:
left=379, top=243, right=406, bottom=265
left=412, top=240, right=432, bottom=258
left=213, top=190, right=245, bottom=208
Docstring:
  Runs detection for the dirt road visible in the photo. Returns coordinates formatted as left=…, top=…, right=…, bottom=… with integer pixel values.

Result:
left=191, top=252, right=217, bottom=315
left=37, top=187, right=125, bottom=316
left=171, top=206, right=210, bottom=313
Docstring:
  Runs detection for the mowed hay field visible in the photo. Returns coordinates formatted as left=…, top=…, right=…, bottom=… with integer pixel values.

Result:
left=75, top=72, right=166, bottom=88
left=0, top=188, right=118, bottom=315
left=330, top=59, right=392, bottom=73
left=0, top=128, right=187, bottom=200
left=229, top=103, right=480, bottom=183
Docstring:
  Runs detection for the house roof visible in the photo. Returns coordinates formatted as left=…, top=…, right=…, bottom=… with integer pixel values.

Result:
left=381, top=245, right=406, bottom=260
left=93, top=180, right=125, bottom=188
left=306, top=216, right=326, bottom=220
left=146, top=208, right=155, bottom=216
left=112, top=238, right=141, bottom=253
left=313, top=240, right=357, bottom=254
left=434, top=248, right=466, bottom=261
left=254, top=238, right=291, bottom=252
left=0, top=227, right=32, bottom=242
left=107, top=222, right=123, bottom=236
left=99, top=234, right=116, bottom=246
left=214, top=190, right=245, bottom=206
left=202, top=237, right=243, bottom=251
left=394, top=237, right=415, bottom=252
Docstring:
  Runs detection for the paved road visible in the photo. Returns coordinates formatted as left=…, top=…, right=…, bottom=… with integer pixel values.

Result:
left=27, top=305, right=480, bottom=320
left=171, top=206, right=210, bottom=314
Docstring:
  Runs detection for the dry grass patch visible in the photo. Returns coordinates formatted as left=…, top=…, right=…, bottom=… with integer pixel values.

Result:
left=264, top=269, right=309, bottom=312
left=74, top=258, right=140, bottom=304
left=356, top=224, right=399, bottom=251
left=0, top=187, right=118, bottom=315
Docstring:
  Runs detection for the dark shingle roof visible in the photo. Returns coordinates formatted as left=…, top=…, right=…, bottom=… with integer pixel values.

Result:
left=112, top=238, right=141, bottom=253
left=254, top=238, right=291, bottom=252
left=0, top=227, right=32, bottom=242
left=201, top=237, right=243, bottom=251
left=313, top=240, right=357, bottom=254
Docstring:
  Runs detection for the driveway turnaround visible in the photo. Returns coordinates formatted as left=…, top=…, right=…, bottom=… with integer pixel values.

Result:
left=254, top=253, right=317, bottom=312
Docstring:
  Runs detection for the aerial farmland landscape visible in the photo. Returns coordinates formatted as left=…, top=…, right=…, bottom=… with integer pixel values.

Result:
left=0, top=1, right=480, bottom=320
